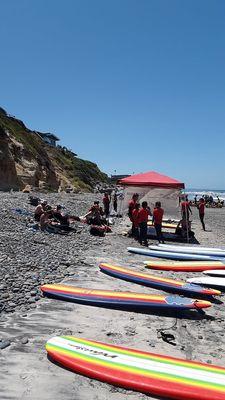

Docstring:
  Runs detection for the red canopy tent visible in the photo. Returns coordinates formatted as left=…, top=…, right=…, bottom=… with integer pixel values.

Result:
left=117, top=171, right=185, bottom=217
left=118, top=171, right=184, bottom=189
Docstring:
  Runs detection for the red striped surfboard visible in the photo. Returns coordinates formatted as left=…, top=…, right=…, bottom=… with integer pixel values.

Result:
left=46, top=336, right=225, bottom=400
left=144, top=260, right=225, bottom=272
left=99, top=263, right=220, bottom=296
left=41, top=284, right=211, bottom=310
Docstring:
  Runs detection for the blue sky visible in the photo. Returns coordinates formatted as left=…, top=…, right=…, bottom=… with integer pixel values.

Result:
left=1, top=0, right=225, bottom=188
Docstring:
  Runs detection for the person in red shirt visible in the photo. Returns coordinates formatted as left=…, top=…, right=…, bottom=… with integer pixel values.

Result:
left=197, top=197, right=206, bottom=231
left=128, top=193, right=139, bottom=236
left=138, top=201, right=151, bottom=246
left=132, top=203, right=140, bottom=240
left=153, top=201, right=164, bottom=243
left=181, top=195, right=192, bottom=221
left=128, top=193, right=139, bottom=219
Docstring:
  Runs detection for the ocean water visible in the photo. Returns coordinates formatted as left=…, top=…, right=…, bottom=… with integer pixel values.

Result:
left=185, top=189, right=225, bottom=201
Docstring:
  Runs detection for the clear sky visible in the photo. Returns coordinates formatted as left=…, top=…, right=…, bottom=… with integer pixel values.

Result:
left=1, top=0, right=225, bottom=189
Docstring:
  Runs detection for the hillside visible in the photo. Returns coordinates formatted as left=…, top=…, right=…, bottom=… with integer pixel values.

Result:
left=0, top=107, right=109, bottom=191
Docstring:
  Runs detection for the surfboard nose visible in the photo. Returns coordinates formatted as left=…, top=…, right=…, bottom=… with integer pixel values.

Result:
left=194, top=300, right=212, bottom=309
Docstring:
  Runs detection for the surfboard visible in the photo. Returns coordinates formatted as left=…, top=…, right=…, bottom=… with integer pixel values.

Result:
left=156, top=244, right=225, bottom=257
left=187, top=277, right=225, bottom=288
left=147, top=221, right=177, bottom=229
left=159, top=243, right=225, bottom=253
left=128, top=247, right=223, bottom=261
left=99, top=263, right=220, bottom=296
left=46, top=336, right=225, bottom=400
left=203, top=270, right=225, bottom=277
left=41, top=284, right=211, bottom=310
left=144, top=260, right=225, bottom=272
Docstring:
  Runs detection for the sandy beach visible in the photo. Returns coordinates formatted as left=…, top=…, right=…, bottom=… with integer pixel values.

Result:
left=0, top=192, right=225, bottom=400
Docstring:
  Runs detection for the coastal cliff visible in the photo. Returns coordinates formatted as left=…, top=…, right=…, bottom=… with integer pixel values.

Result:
left=0, top=107, right=108, bottom=191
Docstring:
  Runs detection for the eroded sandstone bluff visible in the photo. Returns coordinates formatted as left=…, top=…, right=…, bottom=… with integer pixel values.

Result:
left=0, top=107, right=108, bottom=191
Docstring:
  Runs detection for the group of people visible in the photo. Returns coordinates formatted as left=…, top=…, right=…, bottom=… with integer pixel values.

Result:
left=128, top=192, right=208, bottom=245
left=34, top=200, right=79, bottom=232
left=128, top=193, right=165, bottom=246
left=192, top=194, right=224, bottom=209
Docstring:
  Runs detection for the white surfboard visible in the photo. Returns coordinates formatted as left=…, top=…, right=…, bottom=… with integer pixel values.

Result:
left=157, top=244, right=225, bottom=257
left=187, top=277, right=225, bottom=288
left=203, top=270, right=225, bottom=277
left=127, top=247, right=223, bottom=261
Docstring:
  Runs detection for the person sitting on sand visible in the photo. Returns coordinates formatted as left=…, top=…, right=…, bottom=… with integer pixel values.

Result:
left=34, top=200, right=48, bottom=222
left=197, top=197, right=206, bottom=231
left=175, top=219, right=194, bottom=239
left=138, top=201, right=152, bottom=246
left=52, top=205, right=80, bottom=231
left=153, top=201, right=164, bottom=243
left=39, top=206, right=54, bottom=231
left=84, top=201, right=105, bottom=225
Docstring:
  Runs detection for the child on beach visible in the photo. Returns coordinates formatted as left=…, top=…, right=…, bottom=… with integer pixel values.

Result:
left=138, top=201, right=151, bottom=246
left=153, top=201, right=164, bottom=243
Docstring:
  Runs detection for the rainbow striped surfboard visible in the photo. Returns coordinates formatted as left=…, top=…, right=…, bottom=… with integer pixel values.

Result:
left=99, top=263, right=220, bottom=296
left=46, top=336, right=225, bottom=400
left=41, top=284, right=211, bottom=310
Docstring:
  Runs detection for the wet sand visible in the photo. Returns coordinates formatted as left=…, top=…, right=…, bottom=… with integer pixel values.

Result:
left=0, top=194, right=225, bottom=400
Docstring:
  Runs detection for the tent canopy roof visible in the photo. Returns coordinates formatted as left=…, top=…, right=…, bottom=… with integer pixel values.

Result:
left=118, top=170, right=185, bottom=189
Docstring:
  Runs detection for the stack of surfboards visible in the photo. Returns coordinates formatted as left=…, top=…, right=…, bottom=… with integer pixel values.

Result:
left=128, top=244, right=225, bottom=262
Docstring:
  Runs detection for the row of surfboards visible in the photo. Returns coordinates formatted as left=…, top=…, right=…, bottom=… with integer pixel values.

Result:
left=45, top=244, right=225, bottom=400
left=128, top=243, right=225, bottom=287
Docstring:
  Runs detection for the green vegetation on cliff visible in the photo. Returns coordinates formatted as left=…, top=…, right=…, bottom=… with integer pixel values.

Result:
left=0, top=108, right=109, bottom=191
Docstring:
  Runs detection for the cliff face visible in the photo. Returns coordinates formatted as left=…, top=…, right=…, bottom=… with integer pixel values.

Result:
left=0, top=109, right=108, bottom=191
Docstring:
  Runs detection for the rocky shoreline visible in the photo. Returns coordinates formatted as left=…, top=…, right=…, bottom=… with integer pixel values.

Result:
left=0, top=192, right=105, bottom=315
left=1, top=192, right=225, bottom=400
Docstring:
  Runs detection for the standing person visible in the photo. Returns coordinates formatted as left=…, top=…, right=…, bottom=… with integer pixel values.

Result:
left=138, top=201, right=151, bottom=246
left=153, top=201, right=164, bottom=243
left=181, top=195, right=192, bottom=220
left=128, top=193, right=139, bottom=219
left=132, top=203, right=140, bottom=240
left=197, top=197, right=206, bottom=231
left=128, top=193, right=139, bottom=236
left=113, top=193, right=118, bottom=213
left=103, top=193, right=110, bottom=217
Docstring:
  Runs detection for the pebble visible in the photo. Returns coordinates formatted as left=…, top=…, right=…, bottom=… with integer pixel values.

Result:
left=0, top=340, right=11, bottom=350
left=21, top=337, right=29, bottom=345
